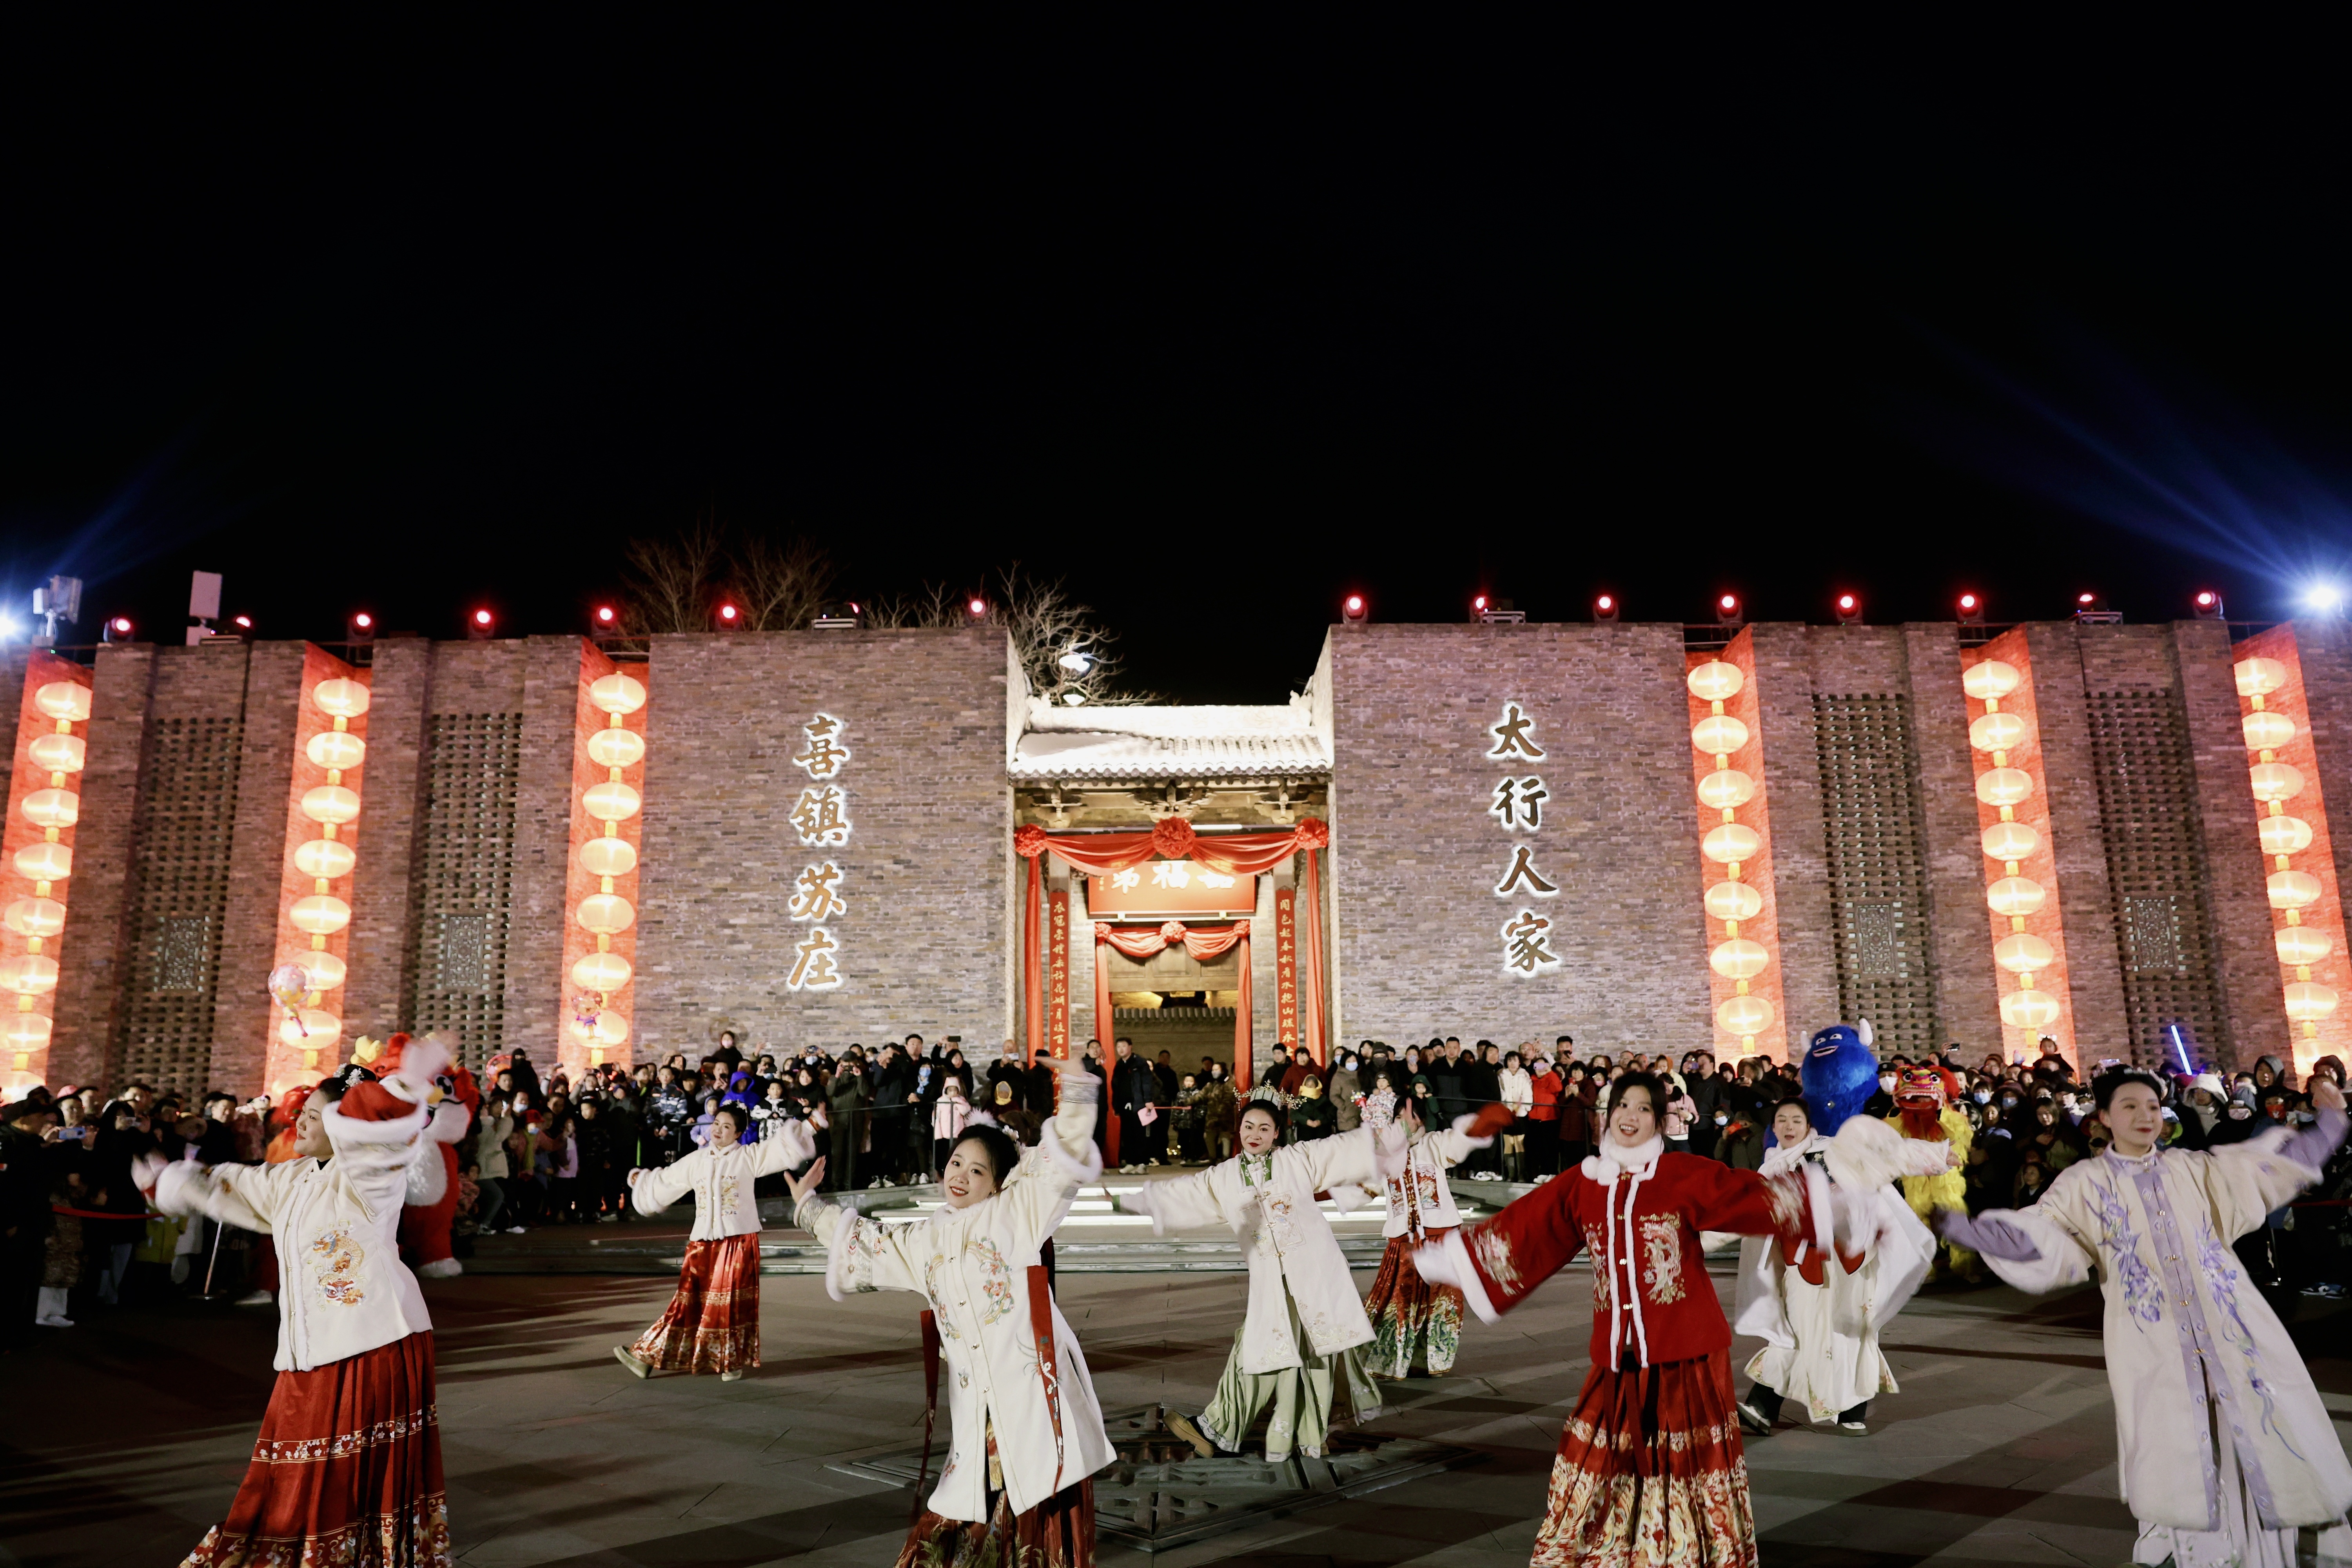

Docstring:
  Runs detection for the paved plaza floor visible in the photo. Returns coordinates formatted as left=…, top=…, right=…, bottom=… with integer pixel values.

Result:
left=9, top=1243, right=2352, bottom=1567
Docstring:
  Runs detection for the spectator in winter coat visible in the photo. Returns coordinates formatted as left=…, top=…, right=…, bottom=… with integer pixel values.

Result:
left=1328, top=1053, right=1363, bottom=1132
left=825, top=1062, right=869, bottom=1191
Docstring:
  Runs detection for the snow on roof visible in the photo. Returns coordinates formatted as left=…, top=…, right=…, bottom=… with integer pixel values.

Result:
left=1011, top=695, right=1329, bottom=780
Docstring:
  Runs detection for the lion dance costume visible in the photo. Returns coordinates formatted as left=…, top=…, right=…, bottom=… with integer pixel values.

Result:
left=1886, top=1064, right=1973, bottom=1279
left=354, top=1033, right=478, bottom=1279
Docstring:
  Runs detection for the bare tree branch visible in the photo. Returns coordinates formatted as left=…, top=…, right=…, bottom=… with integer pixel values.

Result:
left=729, top=533, right=835, bottom=632
left=619, top=519, right=728, bottom=634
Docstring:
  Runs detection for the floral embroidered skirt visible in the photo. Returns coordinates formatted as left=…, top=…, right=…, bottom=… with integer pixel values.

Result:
left=633, top=1234, right=762, bottom=1374
left=1196, top=1287, right=1383, bottom=1462
left=1534, top=1348, right=1755, bottom=1568
left=183, top=1330, right=450, bottom=1568
left=898, top=1434, right=1094, bottom=1568
left=1363, top=1230, right=1464, bottom=1378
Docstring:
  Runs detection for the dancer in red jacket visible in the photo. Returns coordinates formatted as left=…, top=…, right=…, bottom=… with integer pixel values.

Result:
left=1414, top=1070, right=1946, bottom=1567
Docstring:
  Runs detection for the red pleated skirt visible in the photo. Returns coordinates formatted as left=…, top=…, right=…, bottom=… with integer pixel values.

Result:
left=1534, top=1348, right=1756, bottom=1568
left=897, top=1434, right=1094, bottom=1568
left=632, top=1234, right=761, bottom=1374
left=184, top=1330, right=449, bottom=1568
left=1362, top=1230, right=1465, bottom=1378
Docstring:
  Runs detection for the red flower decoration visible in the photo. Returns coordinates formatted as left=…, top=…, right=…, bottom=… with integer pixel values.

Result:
left=1013, top=825, right=1050, bottom=859
left=1151, top=817, right=1197, bottom=860
left=1293, top=817, right=1331, bottom=850
left=1160, top=920, right=1187, bottom=944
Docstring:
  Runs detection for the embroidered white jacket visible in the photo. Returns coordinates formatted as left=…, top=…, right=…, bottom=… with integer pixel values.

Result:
left=154, top=1090, right=435, bottom=1373
left=797, top=1074, right=1110, bottom=1523
left=631, top=1121, right=815, bottom=1240
left=1123, top=1128, right=1395, bottom=1375
left=1380, top=1121, right=1482, bottom=1241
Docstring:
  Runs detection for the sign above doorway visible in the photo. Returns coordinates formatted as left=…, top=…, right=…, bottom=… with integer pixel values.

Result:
left=1087, top=859, right=1258, bottom=920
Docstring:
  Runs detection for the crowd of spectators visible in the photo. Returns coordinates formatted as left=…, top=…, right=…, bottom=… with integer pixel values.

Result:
left=9, top=1029, right=2350, bottom=1339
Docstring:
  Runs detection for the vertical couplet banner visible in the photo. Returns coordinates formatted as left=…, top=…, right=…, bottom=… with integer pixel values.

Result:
left=1274, top=888, right=1300, bottom=1050
left=1047, top=890, right=1070, bottom=1062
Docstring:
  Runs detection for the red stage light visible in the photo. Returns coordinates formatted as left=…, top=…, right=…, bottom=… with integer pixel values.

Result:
left=968, top=598, right=987, bottom=616
left=2197, top=592, right=2215, bottom=606
left=720, top=604, right=739, bottom=622
left=1720, top=595, right=1736, bottom=611
left=596, top=606, right=615, bottom=624
left=1597, top=595, right=1613, bottom=611
left=1959, top=594, right=1977, bottom=610
left=354, top=612, right=373, bottom=629
left=474, top=609, right=492, bottom=625
left=1838, top=595, right=1854, bottom=611
left=2078, top=593, right=2095, bottom=605
left=233, top=615, right=252, bottom=629
left=111, top=617, right=130, bottom=632
left=1347, top=597, right=1363, bottom=612
left=1473, top=595, right=1487, bottom=612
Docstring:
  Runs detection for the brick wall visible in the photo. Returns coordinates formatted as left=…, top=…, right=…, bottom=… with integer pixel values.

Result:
left=2174, top=620, right=2293, bottom=1065
left=632, top=628, right=1010, bottom=1057
left=208, top=641, right=307, bottom=1093
left=49, top=645, right=155, bottom=1087
left=340, top=637, right=431, bottom=1038
left=1325, top=623, right=1711, bottom=1053
left=1905, top=624, right=2006, bottom=1049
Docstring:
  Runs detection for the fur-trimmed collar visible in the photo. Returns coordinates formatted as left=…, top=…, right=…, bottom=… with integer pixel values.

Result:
left=1581, top=1133, right=1663, bottom=1183
left=1758, top=1131, right=1824, bottom=1179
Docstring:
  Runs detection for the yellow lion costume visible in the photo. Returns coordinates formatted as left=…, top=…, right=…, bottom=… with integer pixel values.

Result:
left=1886, top=1065, right=1974, bottom=1280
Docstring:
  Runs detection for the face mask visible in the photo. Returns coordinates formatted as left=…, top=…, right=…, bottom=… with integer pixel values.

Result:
left=1879, top=1075, right=1896, bottom=1091
left=1973, top=1089, right=1992, bottom=1103
left=1714, top=1113, right=1728, bottom=1125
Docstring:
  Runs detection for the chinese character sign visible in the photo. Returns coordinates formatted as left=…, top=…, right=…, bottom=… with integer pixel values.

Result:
left=1488, top=702, right=1560, bottom=976
left=1087, top=859, right=1256, bottom=918
left=1048, top=890, right=1071, bottom=1062
left=1274, top=887, right=1300, bottom=1047
left=787, top=714, right=851, bottom=992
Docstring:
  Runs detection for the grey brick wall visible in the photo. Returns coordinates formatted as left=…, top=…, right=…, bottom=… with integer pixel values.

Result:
left=340, top=637, right=430, bottom=1040
left=632, top=628, right=1010, bottom=1058
left=1325, top=623, right=1711, bottom=1054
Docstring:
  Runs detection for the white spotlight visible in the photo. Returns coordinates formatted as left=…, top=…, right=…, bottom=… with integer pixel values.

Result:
left=1058, top=649, right=1093, bottom=673
left=2304, top=582, right=2347, bottom=616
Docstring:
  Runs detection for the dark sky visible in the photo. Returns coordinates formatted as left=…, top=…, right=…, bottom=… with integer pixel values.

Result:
left=8, top=18, right=2352, bottom=702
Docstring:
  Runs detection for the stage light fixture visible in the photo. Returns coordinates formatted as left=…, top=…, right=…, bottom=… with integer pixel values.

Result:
left=346, top=611, right=375, bottom=646
left=2074, top=591, right=2121, bottom=625
left=1958, top=592, right=1985, bottom=625
left=596, top=606, right=617, bottom=626
left=810, top=601, right=862, bottom=629
left=2302, top=581, right=2347, bottom=616
left=1593, top=593, right=1619, bottom=624
left=102, top=616, right=132, bottom=643
left=717, top=603, right=740, bottom=629
left=1341, top=593, right=1368, bottom=626
left=1834, top=593, right=1861, bottom=625
left=2194, top=590, right=2225, bottom=621
left=1715, top=593, right=1744, bottom=628
left=468, top=608, right=495, bottom=641
left=966, top=597, right=989, bottom=621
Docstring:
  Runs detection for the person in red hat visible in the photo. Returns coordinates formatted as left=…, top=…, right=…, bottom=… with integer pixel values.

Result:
left=137, top=1039, right=456, bottom=1568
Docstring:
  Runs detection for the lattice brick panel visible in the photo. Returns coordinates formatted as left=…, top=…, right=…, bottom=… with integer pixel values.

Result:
left=405, top=712, right=522, bottom=1070
left=2085, top=690, right=2230, bottom=1069
left=115, top=715, right=244, bottom=1096
left=1811, top=694, right=1940, bottom=1055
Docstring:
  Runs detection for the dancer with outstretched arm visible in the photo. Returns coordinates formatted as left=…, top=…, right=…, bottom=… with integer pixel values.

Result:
left=1412, top=1070, right=1948, bottom=1567
left=137, top=1042, right=459, bottom=1568
left=617, top=1100, right=815, bottom=1382
left=791, top=1066, right=1109, bottom=1568
left=1938, top=1066, right=2352, bottom=1568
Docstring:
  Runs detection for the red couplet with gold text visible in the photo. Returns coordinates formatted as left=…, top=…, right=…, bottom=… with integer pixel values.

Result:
left=1274, top=888, right=1299, bottom=1050
left=1047, top=890, right=1071, bottom=1062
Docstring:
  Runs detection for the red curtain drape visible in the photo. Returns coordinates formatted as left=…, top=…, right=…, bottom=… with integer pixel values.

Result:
left=1091, top=920, right=1254, bottom=1083
left=1029, top=817, right=1327, bottom=878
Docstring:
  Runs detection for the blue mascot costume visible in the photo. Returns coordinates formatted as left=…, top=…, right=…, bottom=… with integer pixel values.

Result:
left=1798, top=1021, right=1878, bottom=1137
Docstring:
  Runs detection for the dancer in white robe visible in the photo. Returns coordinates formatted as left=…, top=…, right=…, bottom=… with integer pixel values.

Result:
left=1122, top=1089, right=1405, bottom=1462
left=1732, top=1096, right=1935, bottom=1434
left=1940, top=1067, right=2352, bottom=1568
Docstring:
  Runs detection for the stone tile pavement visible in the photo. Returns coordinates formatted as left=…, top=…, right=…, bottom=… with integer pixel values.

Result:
left=8, top=1256, right=2351, bottom=1567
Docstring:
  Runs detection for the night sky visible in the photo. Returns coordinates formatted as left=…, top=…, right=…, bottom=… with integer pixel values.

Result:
left=8, top=20, right=2352, bottom=703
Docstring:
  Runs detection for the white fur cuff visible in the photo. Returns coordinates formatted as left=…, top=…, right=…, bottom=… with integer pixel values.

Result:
left=1450, top=1114, right=1495, bottom=1151
left=776, top=1120, right=817, bottom=1169
left=321, top=1098, right=430, bottom=1146
left=153, top=1160, right=210, bottom=1221
left=1121, top=1184, right=1169, bottom=1237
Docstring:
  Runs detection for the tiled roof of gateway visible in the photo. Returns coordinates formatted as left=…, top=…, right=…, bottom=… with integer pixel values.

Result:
left=1009, top=698, right=1330, bottom=780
